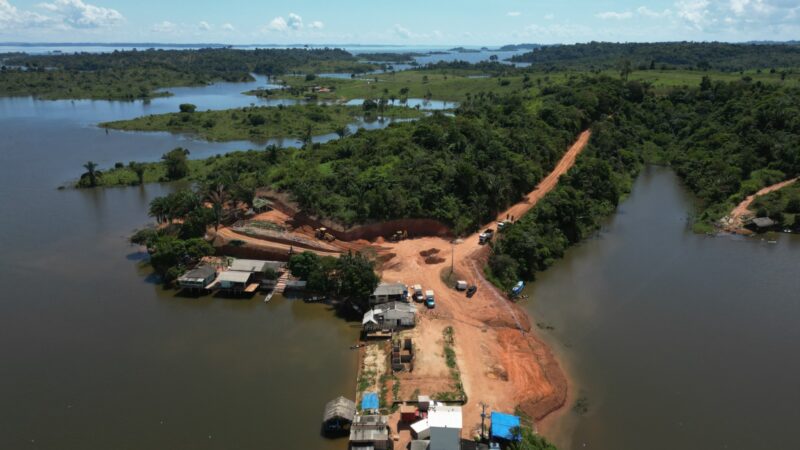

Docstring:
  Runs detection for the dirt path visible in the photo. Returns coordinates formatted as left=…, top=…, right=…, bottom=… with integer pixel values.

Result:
left=378, top=130, right=592, bottom=438
left=723, top=177, right=798, bottom=232
left=498, top=130, right=591, bottom=222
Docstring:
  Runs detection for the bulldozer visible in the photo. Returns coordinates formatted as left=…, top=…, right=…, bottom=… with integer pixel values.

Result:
left=389, top=230, right=408, bottom=242
left=314, top=227, right=335, bottom=242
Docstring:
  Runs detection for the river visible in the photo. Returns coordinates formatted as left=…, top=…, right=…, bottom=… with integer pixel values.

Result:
left=526, top=166, right=800, bottom=450
left=1, top=69, right=798, bottom=449
left=0, top=77, right=370, bottom=450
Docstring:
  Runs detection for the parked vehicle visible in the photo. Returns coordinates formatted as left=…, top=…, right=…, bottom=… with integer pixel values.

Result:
left=479, top=230, right=494, bottom=245
left=511, top=281, right=525, bottom=297
left=466, top=285, right=477, bottom=297
left=497, top=220, right=511, bottom=231
left=425, top=290, right=435, bottom=308
left=455, top=280, right=467, bottom=291
left=413, top=284, right=424, bottom=302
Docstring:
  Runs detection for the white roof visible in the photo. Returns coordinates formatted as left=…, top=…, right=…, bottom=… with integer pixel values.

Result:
left=229, top=259, right=268, bottom=272
left=428, top=405, right=462, bottom=429
left=411, top=419, right=430, bottom=433
left=425, top=290, right=434, bottom=296
left=217, top=271, right=252, bottom=283
left=413, top=284, right=422, bottom=290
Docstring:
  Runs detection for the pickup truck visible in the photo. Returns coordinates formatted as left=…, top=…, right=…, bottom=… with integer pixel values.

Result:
left=479, top=229, right=495, bottom=245
left=425, top=290, right=435, bottom=308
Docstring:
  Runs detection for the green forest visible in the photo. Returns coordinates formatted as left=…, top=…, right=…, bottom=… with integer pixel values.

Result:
left=0, top=48, right=372, bottom=100
left=511, top=41, right=800, bottom=71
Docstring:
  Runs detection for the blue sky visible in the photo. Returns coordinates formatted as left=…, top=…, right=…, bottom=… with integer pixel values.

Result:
left=1, top=0, right=798, bottom=44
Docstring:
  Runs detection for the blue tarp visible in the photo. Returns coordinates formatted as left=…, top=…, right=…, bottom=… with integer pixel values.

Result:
left=361, top=392, right=379, bottom=411
left=491, top=412, right=521, bottom=441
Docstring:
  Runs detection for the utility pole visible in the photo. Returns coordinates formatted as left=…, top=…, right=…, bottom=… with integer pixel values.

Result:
left=450, top=243, right=454, bottom=275
left=480, top=402, right=488, bottom=441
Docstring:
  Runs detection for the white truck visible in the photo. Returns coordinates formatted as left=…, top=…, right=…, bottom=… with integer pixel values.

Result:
left=425, top=290, right=435, bottom=308
left=413, top=284, right=424, bottom=302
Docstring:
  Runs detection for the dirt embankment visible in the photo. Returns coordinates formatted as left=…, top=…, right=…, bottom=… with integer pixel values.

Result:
left=721, top=177, right=799, bottom=233
left=376, top=130, right=591, bottom=437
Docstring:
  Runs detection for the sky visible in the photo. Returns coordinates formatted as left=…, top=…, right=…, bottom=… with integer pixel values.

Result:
left=0, top=0, right=798, bottom=45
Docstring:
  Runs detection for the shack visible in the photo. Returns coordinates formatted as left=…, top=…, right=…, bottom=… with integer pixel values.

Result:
left=349, top=414, right=391, bottom=450
left=369, top=282, right=407, bottom=306
left=216, top=271, right=256, bottom=294
left=747, top=216, right=777, bottom=232
left=322, top=396, right=356, bottom=435
left=177, top=265, right=217, bottom=290
left=363, top=302, right=417, bottom=333
left=428, top=404, right=462, bottom=450
left=490, top=412, right=521, bottom=443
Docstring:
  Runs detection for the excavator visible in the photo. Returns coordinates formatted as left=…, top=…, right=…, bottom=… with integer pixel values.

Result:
left=389, top=230, right=408, bottom=242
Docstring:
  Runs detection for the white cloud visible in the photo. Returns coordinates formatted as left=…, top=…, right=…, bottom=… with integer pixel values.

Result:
left=151, top=20, right=177, bottom=33
left=0, top=0, right=51, bottom=29
left=596, top=11, right=634, bottom=20
left=221, top=22, right=234, bottom=31
left=267, top=16, right=287, bottom=31
left=308, top=20, right=323, bottom=29
left=507, top=11, right=521, bottom=17
left=286, top=12, right=302, bottom=30
left=637, top=6, right=672, bottom=18
left=392, top=24, right=413, bottom=39
left=198, top=20, right=210, bottom=31
left=38, top=0, right=124, bottom=29
left=676, top=0, right=710, bottom=29
left=544, top=13, right=555, bottom=20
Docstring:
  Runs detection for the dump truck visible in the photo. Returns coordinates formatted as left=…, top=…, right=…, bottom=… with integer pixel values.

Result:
left=425, top=290, right=435, bottom=308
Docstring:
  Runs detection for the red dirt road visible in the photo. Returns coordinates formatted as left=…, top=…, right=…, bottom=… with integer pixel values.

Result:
left=378, top=130, right=592, bottom=439
left=724, top=177, right=798, bottom=233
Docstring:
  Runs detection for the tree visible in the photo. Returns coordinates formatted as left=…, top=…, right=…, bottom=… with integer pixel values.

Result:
left=129, top=162, right=145, bottom=185
left=335, top=251, right=379, bottom=311
left=162, top=147, right=190, bottom=180
left=288, top=251, right=320, bottom=280
left=206, top=184, right=228, bottom=231
left=179, top=103, right=197, bottom=113
left=82, top=161, right=100, bottom=187
left=700, top=75, right=712, bottom=91
left=510, top=426, right=558, bottom=450
left=619, top=59, right=632, bottom=81
left=297, top=124, right=314, bottom=149
left=335, top=126, right=351, bottom=139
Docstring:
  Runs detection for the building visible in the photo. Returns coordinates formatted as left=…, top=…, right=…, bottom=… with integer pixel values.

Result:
left=369, top=282, right=407, bottom=306
left=349, top=414, right=391, bottom=450
left=322, top=396, right=356, bottom=435
left=428, top=404, right=462, bottom=450
left=362, top=302, right=417, bottom=332
left=216, top=271, right=254, bottom=294
left=176, top=265, right=217, bottom=290
left=748, top=216, right=777, bottom=231
left=229, top=259, right=285, bottom=274
left=490, top=412, right=522, bottom=443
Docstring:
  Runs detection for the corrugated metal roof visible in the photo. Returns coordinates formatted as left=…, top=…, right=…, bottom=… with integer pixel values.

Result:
left=372, top=282, right=405, bottom=296
left=323, top=396, right=356, bottom=422
left=216, top=271, right=252, bottom=283
left=179, top=265, right=216, bottom=280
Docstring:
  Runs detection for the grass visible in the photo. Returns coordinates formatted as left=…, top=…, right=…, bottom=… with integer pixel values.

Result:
left=100, top=104, right=424, bottom=142
left=249, top=70, right=538, bottom=102
left=439, top=326, right=467, bottom=403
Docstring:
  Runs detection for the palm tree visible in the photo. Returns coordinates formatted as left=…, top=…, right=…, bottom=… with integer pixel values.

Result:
left=82, top=161, right=99, bottom=187
left=206, top=184, right=228, bottom=231
left=148, top=196, right=170, bottom=224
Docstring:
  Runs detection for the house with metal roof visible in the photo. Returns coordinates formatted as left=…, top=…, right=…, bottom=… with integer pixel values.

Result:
left=215, top=270, right=255, bottom=294
left=362, top=301, right=417, bottom=332
left=322, top=396, right=356, bottom=435
left=369, top=282, right=407, bottom=306
left=428, top=404, right=462, bottom=450
left=349, top=414, right=391, bottom=450
left=177, top=265, right=217, bottom=290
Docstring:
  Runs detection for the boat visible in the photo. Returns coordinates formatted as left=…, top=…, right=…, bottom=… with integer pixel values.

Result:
left=350, top=344, right=365, bottom=350
left=511, top=281, right=525, bottom=297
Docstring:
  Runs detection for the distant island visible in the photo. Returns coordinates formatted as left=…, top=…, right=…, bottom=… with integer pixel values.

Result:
left=497, top=43, right=543, bottom=51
